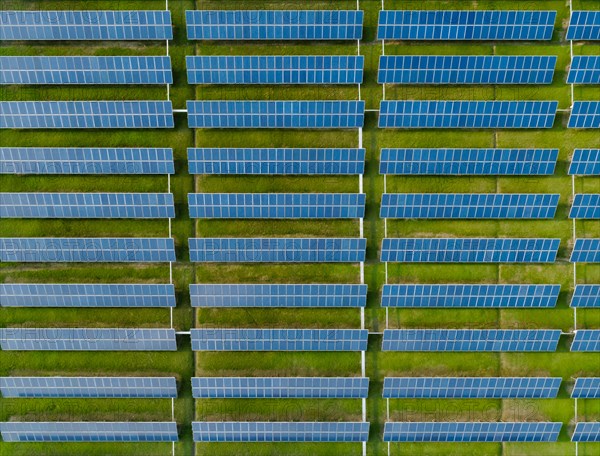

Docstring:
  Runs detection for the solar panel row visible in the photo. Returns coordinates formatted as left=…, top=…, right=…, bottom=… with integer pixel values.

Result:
left=570, top=149, right=600, bottom=175
left=566, top=11, right=600, bottom=41
left=571, top=330, right=600, bottom=352
left=570, top=239, right=600, bottom=263
left=569, top=194, right=600, bottom=219
left=572, top=422, right=600, bottom=442
left=571, top=378, right=600, bottom=398
left=568, top=101, right=600, bottom=128
left=570, top=285, right=600, bottom=308
left=567, top=56, right=600, bottom=84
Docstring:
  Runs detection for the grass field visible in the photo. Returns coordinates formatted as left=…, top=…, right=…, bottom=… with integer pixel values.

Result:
left=1, top=0, right=599, bottom=455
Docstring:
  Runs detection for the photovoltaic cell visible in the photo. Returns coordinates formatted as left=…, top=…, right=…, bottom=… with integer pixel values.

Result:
left=190, top=284, right=367, bottom=308
left=569, top=194, right=600, bottom=219
left=381, top=238, right=560, bottom=263
left=382, top=329, right=561, bottom=352
left=572, top=422, right=600, bottom=442
left=379, top=101, right=558, bottom=129
left=567, top=11, right=600, bottom=41
left=571, top=378, right=600, bottom=399
left=378, top=55, right=556, bottom=84
left=380, top=148, right=558, bottom=176
left=570, top=239, right=600, bottom=263
left=569, top=101, right=600, bottom=128
left=188, top=148, right=365, bottom=175
left=187, top=101, right=365, bottom=129
left=567, top=56, right=600, bottom=84
left=570, top=285, right=600, bottom=308
left=571, top=330, right=600, bottom=352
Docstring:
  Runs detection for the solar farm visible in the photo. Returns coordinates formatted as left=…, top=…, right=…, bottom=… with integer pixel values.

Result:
left=0, top=0, right=598, bottom=455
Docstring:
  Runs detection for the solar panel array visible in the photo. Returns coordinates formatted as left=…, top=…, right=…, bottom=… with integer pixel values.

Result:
left=569, top=149, right=600, bottom=175
left=571, top=378, right=600, bottom=398
left=381, top=238, right=560, bottom=263
left=566, top=11, right=600, bottom=41
left=0, top=56, right=173, bottom=85
left=377, top=10, right=556, bottom=41
left=567, top=56, right=600, bottom=84
left=186, top=10, right=364, bottom=41
left=187, top=56, right=364, bottom=85
left=190, top=284, right=367, bottom=308
left=381, top=284, right=560, bottom=308
left=570, top=194, right=600, bottom=219
left=1, top=193, right=175, bottom=219
left=379, top=101, right=558, bottom=129
left=382, top=329, right=561, bottom=352
left=192, top=377, right=369, bottom=399
left=571, top=330, right=600, bottom=352
left=570, top=239, right=600, bottom=263
left=0, top=377, right=177, bottom=398
left=568, top=101, right=600, bottom=128
left=187, top=101, right=365, bottom=129
left=378, top=55, right=556, bottom=84
left=570, top=285, right=600, bottom=308
left=188, top=148, right=365, bottom=175
left=380, top=148, right=558, bottom=175
left=572, top=422, right=600, bottom=442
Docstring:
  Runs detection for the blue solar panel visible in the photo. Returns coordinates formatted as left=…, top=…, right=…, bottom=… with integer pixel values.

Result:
left=571, top=330, right=600, bottom=352
left=569, top=149, right=600, bottom=175
left=0, top=56, right=173, bottom=85
left=189, top=238, right=366, bottom=263
left=1, top=193, right=175, bottom=219
left=189, top=193, right=365, bottom=219
left=572, top=423, right=600, bottom=442
left=188, top=148, right=365, bottom=175
left=380, top=193, right=558, bottom=219
left=187, top=101, right=365, bottom=129
left=190, top=284, right=367, bottom=308
left=570, top=239, right=600, bottom=263
left=0, top=376, right=177, bottom=398
left=381, top=238, right=560, bottom=263
left=0, top=422, right=178, bottom=442
left=571, top=378, right=600, bottom=398
left=377, top=10, right=556, bottom=41
left=568, top=101, right=600, bottom=128
left=192, top=377, right=369, bottom=398
left=0, top=238, right=176, bottom=263
left=378, top=55, right=556, bottom=84
left=567, top=11, right=600, bottom=40
left=0, top=328, right=177, bottom=351
left=186, top=10, right=363, bottom=41
left=380, top=148, right=558, bottom=175
left=0, top=283, right=175, bottom=308
left=187, top=56, right=364, bottom=85
left=570, top=285, right=600, bottom=308
left=0, top=101, right=174, bottom=129
left=382, top=329, right=561, bottom=352
left=383, top=377, right=561, bottom=398
left=0, top=148, right=174, bottom=175
left=383, top=422, right=561, bottom=442
left=190, top=329, right=368, bottom=351
left=567, top=56, right=600, bottom=84
left=379, top=101, right=558, bottom=129
left=570, top=194, right=600, bottom=219
left=0, top=10, right=173, bottom=40
left=381, top=284, right=560, bottom=308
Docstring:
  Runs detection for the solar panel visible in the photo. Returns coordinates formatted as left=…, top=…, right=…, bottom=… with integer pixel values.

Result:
left=380, top=193, right=559, bottom=219
left=379, top=101, right=558, bottom=129
left=567, top=11, right=600, bottom=40
left=187, top=101, right=365, bottom=129
left=377, top=10, right=556, bottom=41
left=569, top=194, right=600, bottom=219
left=1, top=193, right=175, bottom=219
left=571, top=378, right=600, bottom=398
left=382, top=329, right=561, bottom=352
left=0, top=422, right=178, bottom=442
left=189, top=193, right=365, bottom=219
left=567, top=56, right=600, bottom=84
left=570, top=239, right=600, bottom=263
left=0, top=101, right=174, bottom=129
left=571, top=330, right=600, bottom=352
left=186, top=10, right=364, bottom=41
left=383, top=422, right=561, bottom=442
left=190, top=284, right=367, bottom=308
left=0, top=238, right=176, bottom=263
left=381, top=284, right=560, bottom=308
left=569, top=149, right=600, bottom=175
left=187, top=56, right=364, bottom=85
left=570, top=285, right=600, bottom=308
left=192, top=422, right=370, bottom=442
left=0, top=328, right=177, bottom=351
left=569, top=101, right=600, bottom=128
left=572, top=422, right=600, bottom=442
left=383, top=377, right=561, bottom=398
left=381, top=238, right=560, bottom=263
left=190, top=329, right=368, bottom=351
left=0, top=148, right=174, bottom=175
left=0, top=56, right=173, bottom=85
left=192, top=377, right=369, bottom=398
left=0, top=376, right=177, bottom=398
left=378, top=55, right=556, bottom=84
left=188, top=148, right=365, bottom=175
left=380, top=148, right=558, bottom=175
left=0, top=10, right=173, bottom=41
left=189, top=238, right=366, bottom=263
left=0, top=283, right=176, bottom=308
